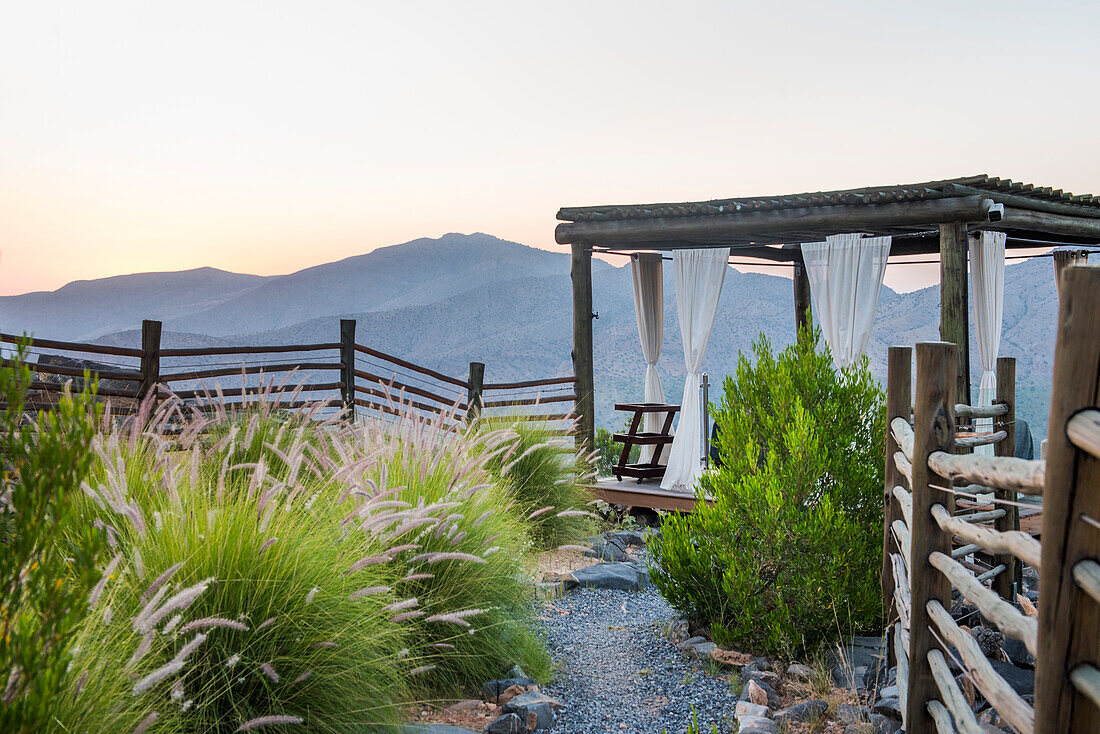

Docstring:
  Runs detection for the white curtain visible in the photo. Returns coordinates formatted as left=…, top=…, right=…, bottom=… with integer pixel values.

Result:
left=802, top=233, right=891, bottom=368
left=969, top=231, right=1006, bottom=455
left=631, top=253, right=666, bottom=461
left=661, top=248, right=730, bottom=491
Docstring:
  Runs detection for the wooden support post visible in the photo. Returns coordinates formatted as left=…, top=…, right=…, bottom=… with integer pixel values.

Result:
left=466, top=362, right=485, bottom=421
left=1035, top=265, right=1100, bottom=733
left=340, top=319, right=356, bottom=418
left=139, top=319, right=162, bottom=404
left=793, top=255, right=811, bottom=336
left=939, top=223, right=971, bottom=405
left=993, top=356, right=1020, bottom=600
left=882, top=345, right=912, bottom=662
left=905, top=341, right=957, bottom=733
left=571, top=242, right=596, bottom=451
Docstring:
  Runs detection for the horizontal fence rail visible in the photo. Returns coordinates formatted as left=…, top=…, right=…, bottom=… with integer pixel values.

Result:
left=882, top=264, right=1100, bottom=733
left=1, top=318, right=577, bottom=437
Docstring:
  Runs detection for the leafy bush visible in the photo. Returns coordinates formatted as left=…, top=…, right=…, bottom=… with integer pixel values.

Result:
left=649, top=328, right=885, bottom=656
left=482, top=419, right=597, bottom=550
left=0, top=343, right=107, bottom=732
left=594, top=424, right=639, bottom=477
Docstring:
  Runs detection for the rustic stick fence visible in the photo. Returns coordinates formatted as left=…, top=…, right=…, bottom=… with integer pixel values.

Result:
left=882, top=264, right=1100, bottom=732
left=1, top=319, right=576, bottom=432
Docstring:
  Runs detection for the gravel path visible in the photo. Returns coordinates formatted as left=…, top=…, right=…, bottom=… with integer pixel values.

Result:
left=540, top=585, right=740, bottom=734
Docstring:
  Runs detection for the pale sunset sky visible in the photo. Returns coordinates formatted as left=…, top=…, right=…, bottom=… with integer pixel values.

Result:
left=2, top=1, right=1098, bottom=296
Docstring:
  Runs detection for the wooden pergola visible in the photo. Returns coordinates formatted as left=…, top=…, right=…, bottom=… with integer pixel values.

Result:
left=556, top=175, right=1100, bottom=451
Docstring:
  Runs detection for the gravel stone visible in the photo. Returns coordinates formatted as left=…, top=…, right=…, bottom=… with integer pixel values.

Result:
left=540, top=585, right=741, bottom=733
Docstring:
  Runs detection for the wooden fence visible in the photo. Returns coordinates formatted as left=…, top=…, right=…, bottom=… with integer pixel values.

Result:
left=882, top=264, right=1100, bottom=732
left=1, top=318, right=576, bottom=431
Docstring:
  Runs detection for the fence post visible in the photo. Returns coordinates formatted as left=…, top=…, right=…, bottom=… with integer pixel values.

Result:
left=882, top=345, right=912, bottom=664
left=467, top=362, right=485, bottom=421
left=139, top=319, right=162, bottom=404
left=340, top=319, right=356, bottom=419
left=905, top=341, right=957, bottom=732
left=1035, top=265, right=1100, bottom=732
left=993, top=356, right=1020, bottom=600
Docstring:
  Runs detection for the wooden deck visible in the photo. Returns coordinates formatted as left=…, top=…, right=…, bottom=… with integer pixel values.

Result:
left=586, top=476, right=711, bottom=512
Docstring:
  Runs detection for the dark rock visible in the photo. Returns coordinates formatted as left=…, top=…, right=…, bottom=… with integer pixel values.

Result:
left=503, top=690, right=562, bottom=730
left=611, top=529, right=647, bottom=547
left=1003, top=636, right=1036, bottom=668
left=568, top=562, right=648, bottom=591
left=482, top=676, right=536, bottom=704
left=828, top=636, right=885, bottom=689
left=871, top=714, right=902, bottom=734
left=836, top=704, right=870, bottom=725
left=486, top=713, right=525, bottom=734
left=584, top=536, right=627, bottom=562
left=989, top=658, right=1034, bottom=696
left=686, top=641, right=718, bottom=659
left=676, top=635, right=707, bottom=650
left=774, top=699, right=827, bottom=724
left=872, top=696, right=901, bottom=720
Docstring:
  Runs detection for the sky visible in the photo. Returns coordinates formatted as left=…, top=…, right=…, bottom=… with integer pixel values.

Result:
left=2, top=1, right=1099, bottom=296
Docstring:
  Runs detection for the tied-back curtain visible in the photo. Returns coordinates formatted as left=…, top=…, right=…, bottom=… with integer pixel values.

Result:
left=969, top=231, right=1006, bottom=455
left=801, top=233, right=891, bottom=368
left=661, top=248, right=730, bottom=491
left=1053, top=249, right=1090, bottom=299
left=631, top=253, right=666, bottom=461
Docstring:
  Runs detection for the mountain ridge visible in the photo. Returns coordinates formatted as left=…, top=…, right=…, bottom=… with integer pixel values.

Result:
left=3, top=233, right=1058, bottom=440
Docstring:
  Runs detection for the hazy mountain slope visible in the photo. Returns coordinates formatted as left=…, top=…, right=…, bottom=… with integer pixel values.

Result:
left=17, top=236, right=1059, bottom=442
left=162, top=233, right=586, bottom=337
left=0, top=267, right=264, bottom=340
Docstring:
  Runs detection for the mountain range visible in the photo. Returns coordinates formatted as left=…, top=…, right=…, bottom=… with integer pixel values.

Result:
left=1, top=232, right=1059, bottom=442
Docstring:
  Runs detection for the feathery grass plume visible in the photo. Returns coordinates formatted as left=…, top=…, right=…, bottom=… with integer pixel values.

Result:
left=63, top=395, right=412, bottom=733
left=259, top=662, right=279, bottom=682
left=236, top=714, right=304, bottom=731
left=478, top=416, right=596, bottom=549
left=179, top=617, right=250, bottom=634
left=132, top=711, right=158, bottom=734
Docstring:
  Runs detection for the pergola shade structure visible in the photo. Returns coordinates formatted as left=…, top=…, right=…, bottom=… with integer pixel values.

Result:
left=557, top=175, right=1100, bottom=453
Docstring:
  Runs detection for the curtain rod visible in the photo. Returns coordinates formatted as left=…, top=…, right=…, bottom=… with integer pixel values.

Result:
left=591, top=247, right=1100, bottom=268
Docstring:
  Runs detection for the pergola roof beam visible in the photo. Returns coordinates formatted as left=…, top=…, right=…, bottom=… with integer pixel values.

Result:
left=555, top=195, right=996, bottom=246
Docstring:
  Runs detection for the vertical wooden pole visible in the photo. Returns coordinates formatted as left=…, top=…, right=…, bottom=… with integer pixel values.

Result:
left=793, top=255, right=812, bottom=337
left=882, top=346, right=912, bottom=653
left=339, top=319, right=356, bottom=419
left=1035, top=265, right=1100, bottom=733
left=466, top=362, right=485, bottom=421
left=139, top=319, right=162, bottom=404
left=571, top=242, right=595, bottom=451
left=938, top=223, right=971, bottom=405
left=992, top=356, right=1020, bottom=599
left=905, top=341, right=957, bottom=733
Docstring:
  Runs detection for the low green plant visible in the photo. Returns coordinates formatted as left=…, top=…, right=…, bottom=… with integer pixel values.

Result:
left=594, top=423, right=640, bottom=476
left=649, top=327, right=885, bottom=656
left=0, top=343, right=106, bottom=733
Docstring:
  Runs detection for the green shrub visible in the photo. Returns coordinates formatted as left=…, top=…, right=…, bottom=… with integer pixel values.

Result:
left=0, top=343, right=107, bottom=733
left=482, top=419, right=597, bottom=550
left=594, top=424, right=639, bottom=477
left=65, top=411, right=411, bottom=733
left=63, top=398, right=551, bottom=732
left=649, top=328, right=885, bottom=656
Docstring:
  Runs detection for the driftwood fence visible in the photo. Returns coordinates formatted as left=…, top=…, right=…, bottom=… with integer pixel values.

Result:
left=1, top=318, right=576, bottom=431
left=882, top=265, right=1100, bottom=732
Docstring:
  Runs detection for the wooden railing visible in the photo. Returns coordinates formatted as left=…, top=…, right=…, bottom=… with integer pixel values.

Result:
left=1, top=318, right=576, bottom=431
left=882, top=264, right=1100, bottom=733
